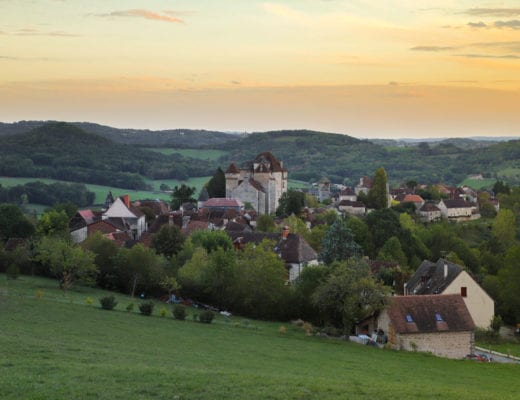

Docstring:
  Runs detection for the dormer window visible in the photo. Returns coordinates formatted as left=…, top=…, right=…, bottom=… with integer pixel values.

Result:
left=405, top=314, right=414, bottom=323
left=461, top=287, right=467, bottom=297
left=435, top=313, right=443, bottom=322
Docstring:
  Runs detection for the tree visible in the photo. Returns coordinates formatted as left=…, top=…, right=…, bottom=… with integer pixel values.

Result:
left=320, top=219, right=362, bottom=264
left=276, top=189, right=305, bottom=218
left=497, top=245, right=520, bottom=323
left=190, top=230, right=232, bottom=253
left=170, top=184, right=196, bottom=210
left=365, top=208, right=402, bottom=255
left=312, top=259, right=389, bottom=332
left=492, top=209, right=516, bottom=250
left=206, top=167, right=226, bottom=198
left=367, top=167, right=389, bottom=210
left=33, top=236, right=97, bottom=291
left=256, top=214, right=276, bottom=232
left=0, top=204, right=35, bottom=242
left=151, top=224, right=186, bottom=258
left=36, top=209, right=69, bottom=237
left=113, top=244, right=168, bottom=297
left=377, top=236, right=408, bottom=267
left=493, top=180, right=510, bottom=195
left=82, top=232, right=119, bottom=290
left=234, top=239, right=290, bottom=319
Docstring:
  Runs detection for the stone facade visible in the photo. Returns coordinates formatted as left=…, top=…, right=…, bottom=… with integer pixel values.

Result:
left=225, top=152, right=287, bottom=215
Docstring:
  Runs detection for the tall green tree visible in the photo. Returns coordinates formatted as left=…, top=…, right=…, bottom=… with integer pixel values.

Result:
left=170, top=184, right=196, bottom=210
left=113, top=244, right=168, bottom=297
left=82, top=232, right=119, bottom=290
left=36, top=209, right=69, bottom=237
left=497, top=245, right=520, bottom=323
left=367, top=167, right=389, bottom=209
left=312, top=259, right=389, bottom=332
left=190, top=230, right=232, bottom=253
left=276, top=189, right=305, bottom=218
left=0, top=204, right=35, bottom=242
left=377, top=236, right=408, bottom=267
left=151, top=224, right=186, bottom=258
left=206, top=167, right=226, bottom=198
left=492, top=209, right=517, bottom=250
left=256, top=214, right=277, bottom=232
left=34, top=236, right=97, bottom=291
left=320, top=219, right=362, bottom=264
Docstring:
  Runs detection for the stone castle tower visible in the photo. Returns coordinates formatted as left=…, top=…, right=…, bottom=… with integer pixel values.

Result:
left=225, top=152, right=287, bottom=215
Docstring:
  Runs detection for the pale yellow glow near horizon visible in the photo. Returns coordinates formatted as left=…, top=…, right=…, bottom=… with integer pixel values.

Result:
left=1, top=1, right=519, bottom=137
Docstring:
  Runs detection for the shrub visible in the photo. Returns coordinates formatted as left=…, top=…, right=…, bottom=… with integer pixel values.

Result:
left=160, top=307, right=168, bottom=318
left=86, top=297, right=94, bottom=306
left=35, top=290, right=44, bottom=299
left=192, top=313, right=198, bottom=321
left=99, top=295, right=117, bottom=310
left=126, top=303, right=134, bottom=312
left=173, top=305, right=187, bottom=320
left=139, top=301, right=155, bottom=316
left=199, top=310, right=214, bottom=324
left=6, top=264, right=19, bottom=280
left=279, top=325, right=287, bottom=334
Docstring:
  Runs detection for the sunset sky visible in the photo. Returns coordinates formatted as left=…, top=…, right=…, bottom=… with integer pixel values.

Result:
left=1, top=0, right=519, bottom=138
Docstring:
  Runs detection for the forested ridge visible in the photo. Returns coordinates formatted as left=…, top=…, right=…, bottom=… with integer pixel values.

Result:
left=0, top=122, right=215, bottom=189
left=1, top=121, right=519, bottom=188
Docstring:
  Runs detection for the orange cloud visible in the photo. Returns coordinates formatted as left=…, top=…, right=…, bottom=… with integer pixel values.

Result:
left=99, top=9, right=184, bottom=23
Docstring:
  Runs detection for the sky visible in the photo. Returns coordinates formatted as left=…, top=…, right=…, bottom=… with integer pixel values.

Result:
left=1, top=0, right=520, bottom=139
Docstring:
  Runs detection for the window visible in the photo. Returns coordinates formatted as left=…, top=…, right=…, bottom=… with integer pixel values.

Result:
left=435, top=313, right=443, bottom=322
left=461, top=287, right=467, bottom=297
left=405, top=314, right=414, bottom=323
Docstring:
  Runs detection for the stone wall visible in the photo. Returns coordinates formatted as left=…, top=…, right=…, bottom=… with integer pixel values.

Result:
left=393, top=331, right=474, bottom=359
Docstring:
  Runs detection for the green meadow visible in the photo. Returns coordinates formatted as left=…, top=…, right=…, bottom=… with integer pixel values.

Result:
left=1, top=275, right=519, bottom=400
left=145, top=148, right=228, bottom=161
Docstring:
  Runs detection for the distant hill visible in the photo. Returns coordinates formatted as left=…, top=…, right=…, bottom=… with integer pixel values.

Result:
left=0, top=121, right=240, bottom=148
left=0, top=122, right=215, bottom=189
left=1, top=121, right=519, bottom=188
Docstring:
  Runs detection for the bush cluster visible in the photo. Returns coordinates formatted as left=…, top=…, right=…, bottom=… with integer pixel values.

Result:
left=139, top=301, right=155, bottom=316
left=198, top=310, right=214, bottom=324
left=99, top=295, right=117, bottom=310
left=172, top=305, right=186, bottom=320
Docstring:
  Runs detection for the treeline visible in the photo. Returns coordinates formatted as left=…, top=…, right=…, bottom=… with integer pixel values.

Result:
left=216, top=130, right=520, bottom=185
left=0, top=181, right=95, bottom=207
left=0, top=122, right=215, bottom=189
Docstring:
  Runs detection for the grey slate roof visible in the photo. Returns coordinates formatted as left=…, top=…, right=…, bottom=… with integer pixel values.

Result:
left=406, top=258, right=463, bottom=295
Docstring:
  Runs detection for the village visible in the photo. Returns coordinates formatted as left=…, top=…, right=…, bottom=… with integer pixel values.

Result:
left=62, top=151, right=512, bottom=360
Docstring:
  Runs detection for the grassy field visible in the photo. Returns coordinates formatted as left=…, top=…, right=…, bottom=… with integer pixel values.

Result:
left=145, top=148, right=228, bottom=161
left=0, top=176, right=210, bottom=205
left=1, top=275, right=519, bottom=400
left=458, top=178, right=496, bottom=190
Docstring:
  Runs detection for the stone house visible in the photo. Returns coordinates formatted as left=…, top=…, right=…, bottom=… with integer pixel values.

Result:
left=418, top=202, right=441, bottom=222
left=376, top=294, right=475, bottom=359
left=405, top=259, right=494, bottom=329
left=103, top=195, right=147, bottom=239
left=438, top=198, right=475, bottom=221
left=225, top=152, right=287, bottom=215
left=338, top=200, right=366, bottom=216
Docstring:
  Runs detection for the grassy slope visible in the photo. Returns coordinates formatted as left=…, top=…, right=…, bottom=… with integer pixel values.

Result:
left=1, top=275, right=519, bottom=400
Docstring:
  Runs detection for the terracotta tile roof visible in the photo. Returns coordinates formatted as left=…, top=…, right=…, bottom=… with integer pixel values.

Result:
left=403, top=194, right=424, bottom=203
left=182, top=220, right=209, bottom=235
left=386, top=294, right=475, bottom=334
left=133, top=200, right=170, bottom=216
left=204, top=198, right=243, bottom=208
left=87, top=220, right=121, bottom=235
left=78, top=209, right=96, bottom=224
left=253, top=152, right=286, bottom=172
left=340, top=187, right=356, bottom=196
left=225, top=162, right=240, bottom=173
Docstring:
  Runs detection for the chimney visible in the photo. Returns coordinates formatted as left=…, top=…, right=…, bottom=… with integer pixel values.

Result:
left=122, top=194, right=130, bottom=209
left=282, top=225, right=290, bottom=240
left=444, top=262, right=448, bottom=279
